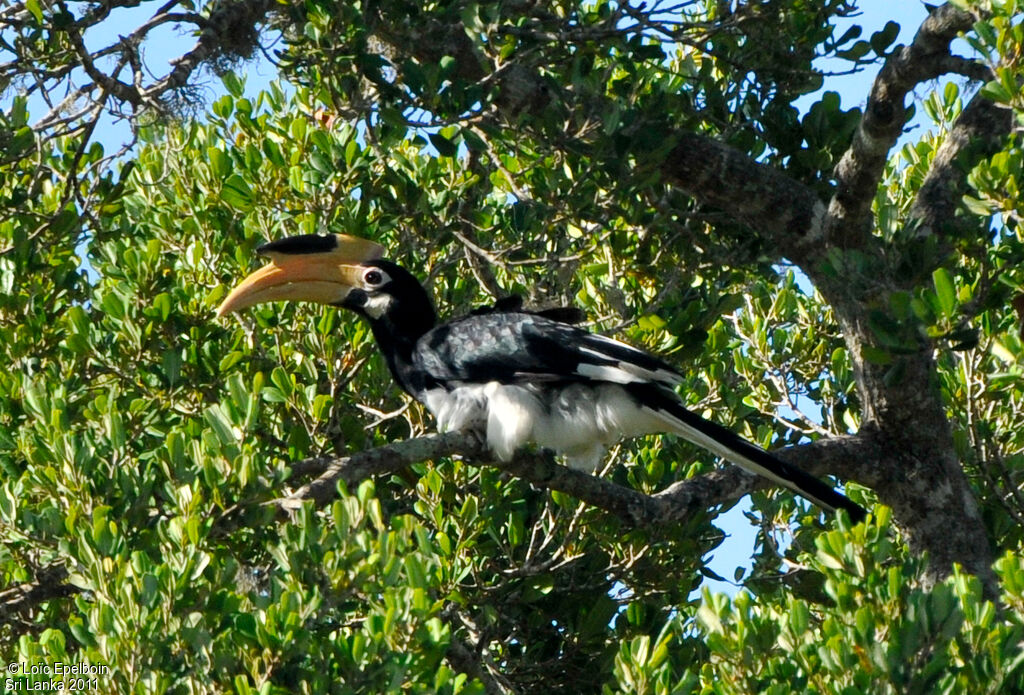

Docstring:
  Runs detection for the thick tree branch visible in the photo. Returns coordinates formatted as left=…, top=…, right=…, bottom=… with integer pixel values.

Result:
left=368, top=2, right=990, bottom=266
left=441, top=605, right=519, bottom=695
left=779, top=4, right=1004, bottom=593
left=0, top=565, right=79, bottom=628
left=662, top=133, right=826, bottom=257
left=279, top=431, right=478, bottom=509
left=444, top=637, right=518, bottom=695
left=825, top=3, right=983, bottom=248
left=365, top=5, right=835, bottom=260
left=0, top=431, right=880, bottom=624
left=279, top=430, right=877, bottom=527
left=909, top=90, right=1014, bottom=239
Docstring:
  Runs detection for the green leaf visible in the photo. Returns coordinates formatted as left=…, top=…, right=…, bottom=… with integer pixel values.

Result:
left=309, top=151, right=333, bottom=174
left=980, top=79, right=1013, bottom=104
left=836, top=40, right=871, bottom=60
left=67, top=616, right=96, bottom=648
left=100, top=289, right=126, bottom=320
left=152, top=292, right=172, bottom=321
left=221, top=174, right=254, bottom=210
left=962, top=195, right=992, bottom=216
left=212, top=95, right=234, bottom=119
left=222, top=71, right=245, bottom=98
left=25, top=0, right=43, bottom=23
left=208, top=147, right=231, bottom=178
left=788, top=600, right=809, bottom=635
left=0, top=483, right=16, bottom=523
left=91, top=506, right=115, bottom=555
left=289, top=165, right=305, bottom=193
left=105, top=409, right=125, bottom=449
left=344, top=139, right=360, bottom=167
left=262, top=138, right=285, bottom=167
left=696, top=598, right=724, bottom=634
left=834, top=24, right=862, bottom=46
left=637, top=314, right=667, bottom=331
left=162, top=349, right=182, bottom=386
left=166, top=430, right=185, bottom=468
left=932, top=268, right=956, bottom=319
left=219, top=350, right=244, bottom=372
left=203, top=404, right=236, bottom=446
left=870, top=20, right=901, bottom=56
left=270, top=367, right=294, bottom=398
left=507, top=511, right=524, bottom=548
left=404, top=555, right=428, bottom=589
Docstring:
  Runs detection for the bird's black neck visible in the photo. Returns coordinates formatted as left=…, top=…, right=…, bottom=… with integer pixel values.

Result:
left=343, top=260, right=437, bottom=396
left=368, top=310, right=435, bottom=394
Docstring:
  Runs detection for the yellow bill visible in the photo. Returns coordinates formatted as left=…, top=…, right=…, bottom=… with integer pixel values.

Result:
left=216, top=234, right=386, bottom=317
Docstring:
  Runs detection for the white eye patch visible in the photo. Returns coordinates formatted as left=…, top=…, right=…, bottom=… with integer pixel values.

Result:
left=362, top=267, right=391, bottom=288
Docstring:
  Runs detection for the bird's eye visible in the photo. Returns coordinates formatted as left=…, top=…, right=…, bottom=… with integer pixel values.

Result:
left=363, top=268, right=386, bottom=286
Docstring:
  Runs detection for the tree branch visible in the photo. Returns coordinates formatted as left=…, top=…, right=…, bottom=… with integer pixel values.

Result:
left=825, top=3, right=984, bottom=248
left=364, top=3, right=842, bottom=262
left=0, top=565, right=79, bottom=628
left=140, top=0, right=274, bottom=100
left=441, top=605, right=519, bottom=695
left=0, top=430, right=880, bottom=624
left=661, top=133, right=827, bottom=257
left=444, top=637, right=518, bottom=695
left=279, top=430, right=877, bottom=527
left=57, top=0, right=142, bottom=107
left=279, top=431, right=477, bottom=509
left=909, top=89, right=1013, bottom=239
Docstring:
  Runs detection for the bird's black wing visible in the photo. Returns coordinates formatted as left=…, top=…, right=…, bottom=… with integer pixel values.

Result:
left=413, top=311, right=683, bottom=388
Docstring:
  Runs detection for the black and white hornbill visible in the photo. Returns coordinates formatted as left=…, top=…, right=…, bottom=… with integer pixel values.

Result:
left=217, top=233, right=866, bottom=522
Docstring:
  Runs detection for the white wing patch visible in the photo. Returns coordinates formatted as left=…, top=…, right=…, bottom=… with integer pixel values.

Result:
left=575, top=345, right=684, bottom=386
left=422, top=386, right=489, bottom=432
left=483, top=383, right=543, bottom=462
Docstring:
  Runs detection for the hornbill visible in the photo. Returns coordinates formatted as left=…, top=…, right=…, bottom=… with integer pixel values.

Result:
left=217, top=233, right=866, bottom=522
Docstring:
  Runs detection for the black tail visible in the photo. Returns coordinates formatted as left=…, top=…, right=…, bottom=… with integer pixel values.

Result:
left=628, top=384, right=867, bottom=523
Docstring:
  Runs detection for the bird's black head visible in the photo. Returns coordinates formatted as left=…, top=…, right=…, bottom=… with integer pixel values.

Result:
left=338, top=258, right=437, bottom=340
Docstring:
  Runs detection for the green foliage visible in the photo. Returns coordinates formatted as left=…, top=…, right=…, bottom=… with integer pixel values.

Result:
left=689, top=510, right=1024, bottom=694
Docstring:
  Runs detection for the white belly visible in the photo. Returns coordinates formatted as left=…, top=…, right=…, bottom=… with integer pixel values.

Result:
left=421, top=382, right=663, bottom=472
